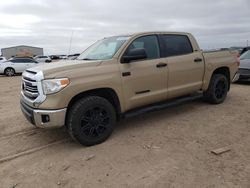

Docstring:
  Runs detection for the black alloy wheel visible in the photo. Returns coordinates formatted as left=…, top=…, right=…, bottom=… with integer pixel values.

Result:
left=204, top=74, right=229, bottom=104
left=80, top=106, right=110, bottom=138
left=214, top=78, right=227, bottom=100
left=67, top=96, right=116, bottom=146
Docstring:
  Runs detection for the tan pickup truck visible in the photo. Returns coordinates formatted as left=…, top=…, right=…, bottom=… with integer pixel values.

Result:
left=20, top=32, right=239, bottom=146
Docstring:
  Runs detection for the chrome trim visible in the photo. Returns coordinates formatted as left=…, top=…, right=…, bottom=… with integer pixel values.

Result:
left=24, top=90, right=39, bottom=98
left=33, top=108, right=67, bottom=128
left=25, top=86, right=38, bottom=92
left=232, top=72, right=240, bottom=82
left=21, top=70, right=46, bottom=108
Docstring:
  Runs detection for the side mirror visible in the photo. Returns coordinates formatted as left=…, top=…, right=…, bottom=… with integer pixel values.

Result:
left=121, top=48, right=147, bottom=63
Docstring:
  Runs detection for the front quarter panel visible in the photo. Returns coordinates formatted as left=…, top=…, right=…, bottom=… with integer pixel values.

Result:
left=38, top=60, right=125, bottom=112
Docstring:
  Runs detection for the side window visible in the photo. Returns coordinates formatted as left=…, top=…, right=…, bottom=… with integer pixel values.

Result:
left=32, top=60, right=38, bottom=63
left=15, top=58, right=30, bottom=63
left=10, top=59, right=18, bottom=63
left=125, top=35, right=160, bottom=60
left=19, top=59, right=27, bottom=63
left=161, top=35, right=193, bottom=57
left=25, top=59, right=33, bottom=63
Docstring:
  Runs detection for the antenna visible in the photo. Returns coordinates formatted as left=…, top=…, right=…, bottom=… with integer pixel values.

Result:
left=68, top=31, right=74, bottom=56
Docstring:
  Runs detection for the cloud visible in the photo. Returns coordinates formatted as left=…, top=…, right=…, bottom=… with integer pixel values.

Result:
left=0, top=0, right=249, bottom=54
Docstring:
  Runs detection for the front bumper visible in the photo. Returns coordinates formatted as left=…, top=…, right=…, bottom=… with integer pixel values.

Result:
left=20, top=100, right=67, bottom=128
left=238, top=69, right=250, bottom=81
left=232, top=72, right=240, bottom=82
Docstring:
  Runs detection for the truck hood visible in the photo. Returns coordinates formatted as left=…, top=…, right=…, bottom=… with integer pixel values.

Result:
left=28, top=60, right=102, bottom=78
left=239, top=59, right=250, bottom=69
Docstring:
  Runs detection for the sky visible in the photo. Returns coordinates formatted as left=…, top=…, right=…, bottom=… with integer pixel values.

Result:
left=0, top=0, right=250, bottom=55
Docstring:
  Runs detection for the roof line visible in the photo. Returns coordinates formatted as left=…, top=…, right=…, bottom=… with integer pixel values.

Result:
left=1, top=45, right=43, bottom=50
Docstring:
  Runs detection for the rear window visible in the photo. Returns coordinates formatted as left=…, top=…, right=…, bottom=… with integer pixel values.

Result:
left=161, top=35, right=193, bottom=57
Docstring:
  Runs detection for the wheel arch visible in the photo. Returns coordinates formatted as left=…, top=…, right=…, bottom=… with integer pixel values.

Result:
left=212, top=67, right=231, bottom=91
left=4, top=67, right=16, bottom=75
left=4, top=67, right=15, bottom=73
left=66, top=88, right=122, bottom=123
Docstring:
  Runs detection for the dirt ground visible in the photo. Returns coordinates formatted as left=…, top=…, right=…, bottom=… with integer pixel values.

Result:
left=0, top=76, right=249, bottom=188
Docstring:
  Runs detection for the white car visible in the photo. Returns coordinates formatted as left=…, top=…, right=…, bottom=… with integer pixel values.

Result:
left=0, top=58, right=40, bottom=76
left=59, top=55, right=68, bottom=59
left=0, top=57, right=7, bottom=63
left=34, top=55, right=52, bottom=63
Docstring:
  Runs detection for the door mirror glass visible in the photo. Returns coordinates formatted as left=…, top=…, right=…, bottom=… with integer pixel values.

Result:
left=121, top=48, right=147, bottom=63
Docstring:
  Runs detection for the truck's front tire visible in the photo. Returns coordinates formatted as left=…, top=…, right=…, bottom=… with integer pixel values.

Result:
left=67, top=96, right=116, bottom=146
left=204, top=74, right=229, bottom=104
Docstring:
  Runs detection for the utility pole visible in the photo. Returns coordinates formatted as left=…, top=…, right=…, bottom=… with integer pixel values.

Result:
left=68, top=31, right=74, bottom=56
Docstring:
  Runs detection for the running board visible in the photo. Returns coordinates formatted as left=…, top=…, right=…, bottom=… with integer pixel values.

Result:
left=124, top=93, right=203, bottom=119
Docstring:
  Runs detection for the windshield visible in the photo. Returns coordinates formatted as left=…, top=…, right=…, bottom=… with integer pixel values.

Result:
left=240, top=50, right=250, bottom=60
left=77, top=36, right=130, bottom=60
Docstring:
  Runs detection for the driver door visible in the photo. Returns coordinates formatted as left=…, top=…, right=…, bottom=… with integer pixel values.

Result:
left=119, top=35, right=168, bottom=111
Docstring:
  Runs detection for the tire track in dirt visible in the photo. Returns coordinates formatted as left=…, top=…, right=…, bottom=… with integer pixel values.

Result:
left=0, top=129, right=40, bottom=141
left=0, top=139, right=70, bottom=164
left=0, top=127, right=70, bottom=163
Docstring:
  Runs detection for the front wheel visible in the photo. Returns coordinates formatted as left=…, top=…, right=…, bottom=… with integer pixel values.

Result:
left=5, top=68, right=15, bottom=76
left=204, top=74, right=229, bottom=104
left=67, top=96, right=116, bottom=146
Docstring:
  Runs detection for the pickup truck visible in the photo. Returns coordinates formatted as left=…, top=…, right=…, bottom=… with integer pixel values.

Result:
left=20, top=32, right=239, bottom=146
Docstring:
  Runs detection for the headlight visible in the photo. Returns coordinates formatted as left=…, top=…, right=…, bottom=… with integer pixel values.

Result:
left=42, top=78, right=70, bottom=95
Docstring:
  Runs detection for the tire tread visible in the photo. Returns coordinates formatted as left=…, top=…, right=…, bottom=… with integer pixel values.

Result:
left=67, top=96, right=116, bottom=146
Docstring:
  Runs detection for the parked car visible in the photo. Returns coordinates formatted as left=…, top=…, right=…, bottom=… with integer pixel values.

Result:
left=0, top=57, right=7, bottom=63
left=34, top=55, right=52, bottom=63
left=68, top=54, right=80, bottom=60
left=50, top=55, right=60, bottom=60
left=0, top=58, right=40, bottom=76
left=240, top=47, right=250, bottom=55
left=20, top=31, right=239, bottom=146
left=59, top=55, right=68, bottom=59
left=238, top=50, right=250, bottom=81
left=230, top=47, right=243, bottom=54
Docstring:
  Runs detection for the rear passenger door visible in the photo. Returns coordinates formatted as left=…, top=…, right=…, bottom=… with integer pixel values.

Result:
left=159, top=34, right=205, bottom=99
left=10, top=59, right=26, bottom=73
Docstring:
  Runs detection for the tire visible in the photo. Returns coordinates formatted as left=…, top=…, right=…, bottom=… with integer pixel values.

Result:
left=5, top=68, right=15, bottom=77
left=204, top=74, right=229, bottom=104
left=67, top=96, right=116, bottom=146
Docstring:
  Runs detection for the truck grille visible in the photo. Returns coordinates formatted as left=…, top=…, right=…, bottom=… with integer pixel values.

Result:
left=22, top=71, right=39, bottom=100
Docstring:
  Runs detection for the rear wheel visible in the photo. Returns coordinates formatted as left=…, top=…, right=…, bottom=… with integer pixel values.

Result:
left=5, top=68, right=15, bottom=76
left=204, top=74, right=229, bottom=104
left=67, top=96, right=116, bottom=146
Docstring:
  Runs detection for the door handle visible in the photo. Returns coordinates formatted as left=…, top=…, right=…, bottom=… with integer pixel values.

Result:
left=156, top=63, right=167, bottom=68
left=194, top=58, right=203, bottom=63
left=122, top=72, right=131, bottom=77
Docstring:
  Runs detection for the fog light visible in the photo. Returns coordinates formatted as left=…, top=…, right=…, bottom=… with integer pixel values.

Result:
left=41, top=115, right=50, bottom=123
